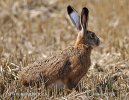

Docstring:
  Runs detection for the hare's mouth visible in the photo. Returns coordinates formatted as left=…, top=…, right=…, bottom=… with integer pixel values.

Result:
left=91, top=45, right=97, bottom=48
left=91, top=42, right=100, bottom=48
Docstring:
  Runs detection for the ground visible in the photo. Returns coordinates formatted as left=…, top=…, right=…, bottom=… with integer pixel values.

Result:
left=0, top=0, right=129, bottom=99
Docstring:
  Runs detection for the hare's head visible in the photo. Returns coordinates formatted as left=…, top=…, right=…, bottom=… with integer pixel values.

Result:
left=67, top=5, right=100, bottom=48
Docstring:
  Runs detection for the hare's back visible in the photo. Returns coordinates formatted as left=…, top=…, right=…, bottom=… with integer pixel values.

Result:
left=18, top=46, right=84, bottom=86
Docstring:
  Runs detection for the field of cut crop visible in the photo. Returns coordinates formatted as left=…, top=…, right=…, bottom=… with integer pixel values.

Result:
left=0, top=0, right=129, bottom=99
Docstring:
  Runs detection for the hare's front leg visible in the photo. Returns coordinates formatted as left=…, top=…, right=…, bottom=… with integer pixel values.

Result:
left=66, top=80, right=79, bottom=91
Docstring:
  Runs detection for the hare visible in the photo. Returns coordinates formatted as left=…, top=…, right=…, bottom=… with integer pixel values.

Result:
left=18, top=5, right=100, bottom=91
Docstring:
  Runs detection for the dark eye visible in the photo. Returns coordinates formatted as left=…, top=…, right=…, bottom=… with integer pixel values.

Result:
left=90, top=33, right=95, bottom=39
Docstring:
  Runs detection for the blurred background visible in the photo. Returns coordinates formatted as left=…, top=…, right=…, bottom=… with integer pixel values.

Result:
left=0, top=0, right=129, bottom=99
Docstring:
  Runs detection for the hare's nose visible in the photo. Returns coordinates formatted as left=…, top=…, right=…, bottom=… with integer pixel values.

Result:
left=96, top=38, right=100, bottom=46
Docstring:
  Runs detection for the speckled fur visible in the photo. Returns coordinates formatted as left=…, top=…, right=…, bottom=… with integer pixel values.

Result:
left=18, top=6, right=99, bottom=91
left=18, top=45, right=92, bottom=90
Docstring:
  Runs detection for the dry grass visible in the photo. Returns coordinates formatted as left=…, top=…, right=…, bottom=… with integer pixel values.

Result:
left=0, top=0, right=129, bottom=99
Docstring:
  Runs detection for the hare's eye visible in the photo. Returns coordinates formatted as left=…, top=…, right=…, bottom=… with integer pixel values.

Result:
left=90, top=33, right=95, bottom=39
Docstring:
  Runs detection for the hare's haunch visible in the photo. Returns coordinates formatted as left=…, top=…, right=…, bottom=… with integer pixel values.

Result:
left=18, top=5, right=100, bottom=91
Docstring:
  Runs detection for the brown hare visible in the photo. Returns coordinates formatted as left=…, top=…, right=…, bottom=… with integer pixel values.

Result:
left=18, top=5, right=100, bottom=91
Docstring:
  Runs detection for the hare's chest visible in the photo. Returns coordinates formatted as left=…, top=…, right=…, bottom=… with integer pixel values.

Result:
left=69, top=55, right=91, bottom=77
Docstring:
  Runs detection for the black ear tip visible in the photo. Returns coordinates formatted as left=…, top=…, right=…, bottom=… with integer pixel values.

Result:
left=67, top=5, right=73, bottom=14
left=82, top=7, right=89, bottom=14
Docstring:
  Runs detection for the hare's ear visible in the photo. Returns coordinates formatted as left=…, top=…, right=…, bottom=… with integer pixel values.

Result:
left=67, top=5, right=82, bottom=30
left=81, top=7, right=89, bottom=31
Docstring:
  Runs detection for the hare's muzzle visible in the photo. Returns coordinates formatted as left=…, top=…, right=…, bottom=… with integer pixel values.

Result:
left=96, top=37, right=100, bottom=46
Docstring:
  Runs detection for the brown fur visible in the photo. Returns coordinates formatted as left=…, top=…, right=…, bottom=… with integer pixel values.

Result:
left=18, top=44, right=92, bottom=90
left=18, top=6, right=99, bottom=91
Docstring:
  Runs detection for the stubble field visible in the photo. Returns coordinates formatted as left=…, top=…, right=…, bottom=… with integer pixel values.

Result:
left=0, top=0, right=129, bottom=99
